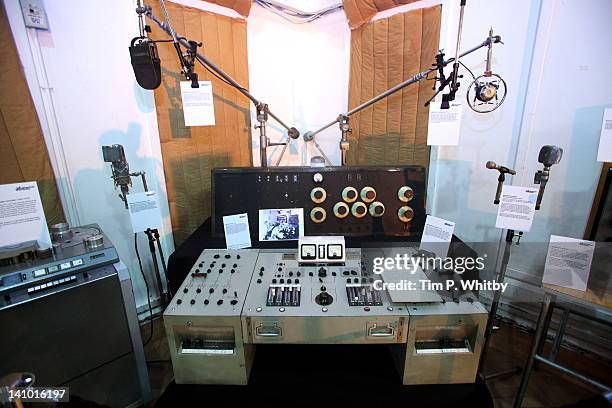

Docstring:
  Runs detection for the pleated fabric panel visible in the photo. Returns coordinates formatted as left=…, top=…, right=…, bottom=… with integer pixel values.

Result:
left=347, top=5, right=441, bottom=167
left=343, top=0, right=421, bottom=30
left=148, top=1, right=252, bottom=245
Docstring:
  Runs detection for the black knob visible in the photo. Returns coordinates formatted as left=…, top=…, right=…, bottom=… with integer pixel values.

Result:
left=297, top=272, right=301, bottom=277
left=278, top=267, right=282, bottom=272
left=223, top=288, right=228, bottom=294
left=236, top=254, right=241, bottom=259
left=204, top=299, right=209, bottom=305
left=287, top=279, right=292, bottom=284
left=219, top=269, right=223, bottom=274
left=315, top=291, right=333, bottom=306
left=199, top=263, right=203, bottom=267
left=259, top=271, right=264, bottom=276
left=280, top=279, right=285, bottom=284
left=233, top=264, right=238, bottom=268
left=318, top=267, right=327, bottom=277
left=196, top=288, right=202, bottom=293
left=225, top=254, right=231, bottom=259
left=321, top=286, right=326, bottom=291
left=207, top=269, right=212, bottom=273
left=83, top=271, right=89, bottom=278
left=231, top=269, right=236, bottom=274
left=347, top=278, right=351, bottom=283
left=332, top=272, right=336, bottom=276
left=295, top=279, right=299, bottom=283
left=214, top=254, right=220, bottom=259
left=272, top=279, right=277, bottom=284
left=217, top=299, right=224, bottom=305
left=289, top=272, right=293, bottom=277
left=231, top=299, right=238, bottom=305
left=309, top=272, right=313, bottom=277
left=221, top=263, right=226, bottom=268
left=260, top=267, right=265, bottom=271
left=190, top=299, right=195, bottom=305
left=209, top=288, right=214, bottom=293
left=183, top=288, right=188, bottom=293
left=177, top=299, right=182, bottom=304
left=257, top=279, right=262, bottom=283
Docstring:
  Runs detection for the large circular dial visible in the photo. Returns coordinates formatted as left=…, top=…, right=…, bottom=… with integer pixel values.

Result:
left=341, top=186, right=358, bottom=203
left=310, top=207, right=327, bottom=223
left=369, top=201, right=385, bottom=217
left=360, top=187, right=376, bottom=203
left=398, top=186, right=414, bottom=202
left=351, top=202, right=368, bottom=218
left=398, top=206, right=414, bottom=223
left=310, top=187, right=327, bottom=204
left=333, top=202, right=350, bottom=219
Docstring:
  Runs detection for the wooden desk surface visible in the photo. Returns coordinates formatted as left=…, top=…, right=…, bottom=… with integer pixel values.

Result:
left=544, top=283, right=612, bottom=310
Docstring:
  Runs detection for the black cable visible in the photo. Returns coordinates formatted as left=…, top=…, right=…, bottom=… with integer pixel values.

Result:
left=459, top=60, right=478, bottom=81
left=135, top=232, right=154, bottom=346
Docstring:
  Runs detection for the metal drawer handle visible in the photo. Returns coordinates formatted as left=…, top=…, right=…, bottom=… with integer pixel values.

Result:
left=368, top=323, right=395, bottom=337
left=255, top=324, right=282, bottom=337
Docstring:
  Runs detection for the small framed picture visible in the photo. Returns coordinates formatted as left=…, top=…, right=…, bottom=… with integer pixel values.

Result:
left=258, top=208, right=304, bottom=241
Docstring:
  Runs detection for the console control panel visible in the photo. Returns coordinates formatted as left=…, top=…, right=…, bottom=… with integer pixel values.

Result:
left=212, top=166, right=426, bottom=237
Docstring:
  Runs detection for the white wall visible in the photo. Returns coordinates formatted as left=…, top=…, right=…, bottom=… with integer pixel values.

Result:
left=4, top=0, right=174, bottom=312
left=247, top=1, right=350, bottom=166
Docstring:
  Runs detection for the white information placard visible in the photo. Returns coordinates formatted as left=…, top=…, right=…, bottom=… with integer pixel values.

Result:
left=596, top=107, right=612, bottom=162
left=0, top=182, right=52, bottom=249
left=127, top=191, right=163, bottom=233
left=419, top=215, right=455, bottom=258
left=427, top=99, right=462, bottom=146
left=542, top=235, right=595, bottom=292
left=223, top=213, right=251, bottom=250
left=180, top=81, right=215, bottom=126
left=495, top=185, right=538, bottom=232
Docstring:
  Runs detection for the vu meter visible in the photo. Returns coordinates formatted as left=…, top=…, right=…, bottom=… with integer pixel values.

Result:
left=298, top=236, right=346, bottom=263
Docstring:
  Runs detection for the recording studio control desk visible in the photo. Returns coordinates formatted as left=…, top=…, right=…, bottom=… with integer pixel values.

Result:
left=164, top=248, right=487, bottom=386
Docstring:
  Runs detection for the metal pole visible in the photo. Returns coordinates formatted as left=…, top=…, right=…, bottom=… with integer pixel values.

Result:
left=304, top=34, right=501, bottom=142
left=141, top=5, right=298, bottom=166
left=514, top=293, right=554, bottom=407
left=549, top=308, right=570, bottom=362
left=479, top=229, right=514, bottom=372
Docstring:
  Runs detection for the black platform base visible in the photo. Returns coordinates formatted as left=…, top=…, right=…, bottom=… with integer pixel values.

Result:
left=156, top=344, right=493, bottom=407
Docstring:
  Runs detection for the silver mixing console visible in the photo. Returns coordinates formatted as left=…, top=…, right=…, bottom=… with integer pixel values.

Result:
left=164, top=248, right=488, bottom=385
left=163, top=249, right=259, bottom=384
left=242, top=248, right=408, bottom=344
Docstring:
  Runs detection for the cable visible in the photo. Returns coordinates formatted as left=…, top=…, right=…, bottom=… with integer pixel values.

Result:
left=135, top=232, right=154, bottom=346
left=459, top=60, right=478, bottom=81
left=255, top=0, right=343, bottom=24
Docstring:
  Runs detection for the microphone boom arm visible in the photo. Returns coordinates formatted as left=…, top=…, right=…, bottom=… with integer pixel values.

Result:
left=139, top=5, right=299, bottom=167
left=302, top=34, right=502, bottom=165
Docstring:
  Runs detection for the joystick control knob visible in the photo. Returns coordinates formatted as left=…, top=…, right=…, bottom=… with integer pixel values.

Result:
left=315, top=291, right=333, bottom=306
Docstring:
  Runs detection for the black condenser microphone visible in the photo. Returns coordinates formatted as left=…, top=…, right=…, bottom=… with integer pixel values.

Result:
left=534, top=145, right=563, bottom=210
left=129, top=37, right=162, bottom=90
left=102, top=144, right=132, bottom=209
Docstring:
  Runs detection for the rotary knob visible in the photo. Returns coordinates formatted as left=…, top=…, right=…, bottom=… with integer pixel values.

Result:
left=360, top=187, right=376, bottom=203
left=341, top=186, right=358, bottom=203
left=398, top=186, right=414, bottom=202
left=351, top=202, right=367, bottom=218
left=313, top=172, right=323, bottom=183
left=310, top=207, right=327, bottom=223
left=315, top=291, right=333, bottom=306
left=333, top=202, right=350, bottom=219
left=310, top=187, right=327, bottom=204
left=398, top=206, right=415, bottom=223
left=369, top=201, right=385, bottom=217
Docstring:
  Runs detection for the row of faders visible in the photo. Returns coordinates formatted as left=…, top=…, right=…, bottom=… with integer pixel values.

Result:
left=163, top=249, right=259, bottom=384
